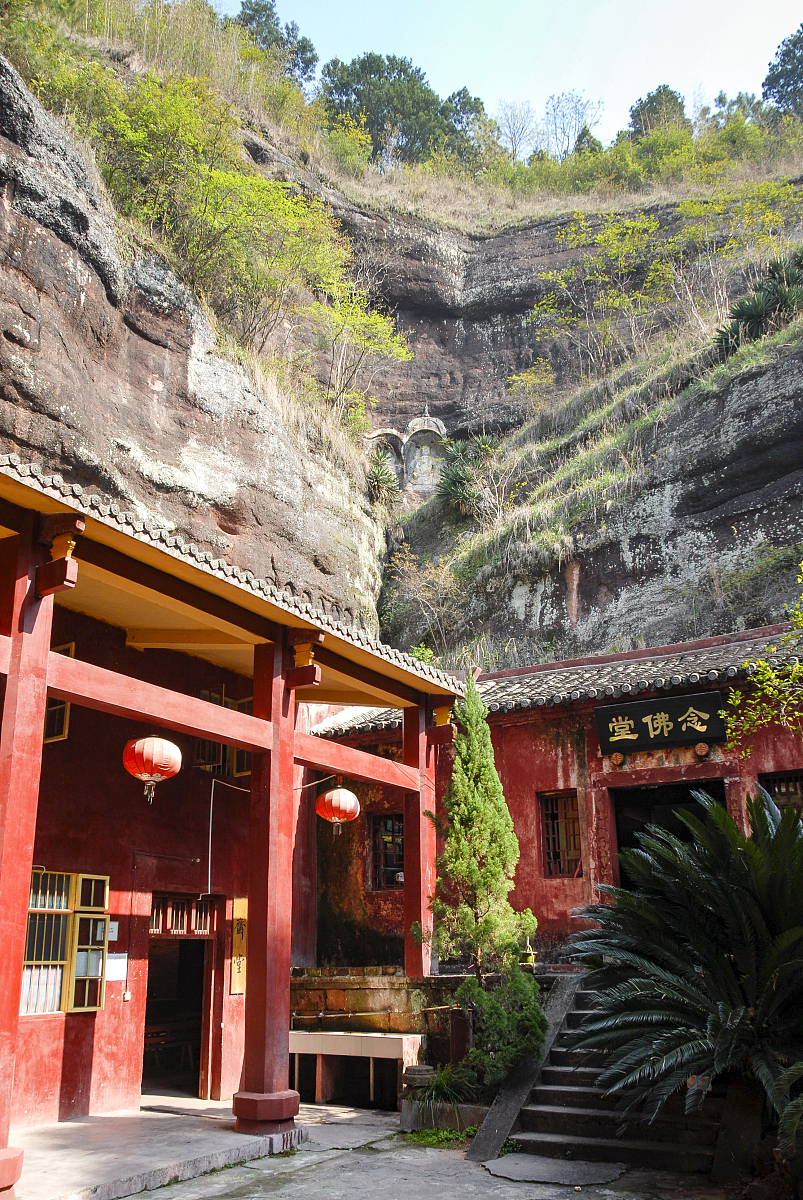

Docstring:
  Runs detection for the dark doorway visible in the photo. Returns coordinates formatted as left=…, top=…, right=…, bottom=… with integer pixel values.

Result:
left=610, top=778, right=727, bottom=859
left=142, top=938, right=207, bottom=1096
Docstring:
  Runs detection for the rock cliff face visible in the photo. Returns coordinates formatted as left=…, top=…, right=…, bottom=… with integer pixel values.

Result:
left=3, top=57, right=801, bottom=661
left=243, top=128, right=683, bottom=441
left=0, top=58, right=385, bottom=629
left=335, top=204, right=590, bottom=437
left=447, top=346, right=803, bottom=658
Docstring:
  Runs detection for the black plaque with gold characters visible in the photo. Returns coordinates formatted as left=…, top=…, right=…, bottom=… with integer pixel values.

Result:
left=594, top=692, right=726, bottom=755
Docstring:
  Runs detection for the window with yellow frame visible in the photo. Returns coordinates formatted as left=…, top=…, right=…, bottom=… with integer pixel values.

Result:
left=20, top=871, right=109, bottom=1015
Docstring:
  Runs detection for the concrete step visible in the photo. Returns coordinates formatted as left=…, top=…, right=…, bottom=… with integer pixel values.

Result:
left=565, top=1009, right=599, bottom=1029
left=532, top=1085, right=620, bottom=1110
left=575, top=990, right=600, bottom=1008
left=532, top=1084, right=725, bottom=1119
left=510, top=1130, right=715, bottom=1172
left=549, top=1046, right=608, bottom=1069
left=519, top=1104, right=720, bottom=1147
left=540, top=1066, right=605, bottom=1089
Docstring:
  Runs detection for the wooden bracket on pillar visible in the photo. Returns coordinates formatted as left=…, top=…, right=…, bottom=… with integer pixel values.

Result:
left=36, top=556, right=79, bottom=598
left=427, top=724, right=455, bottom=746
left=36, top=513, right=85, bottom=598
left=287, top=628, right=323, bottom=688
left=286, top=663, right=321, bottom=690
left=287, top=629, right=325, bottom=647
left=428, top=704, right=454, bottom=743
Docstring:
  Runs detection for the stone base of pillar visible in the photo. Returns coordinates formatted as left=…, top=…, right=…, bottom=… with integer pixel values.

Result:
left=233, top=1089, right=300, bottom=1136
left=0, top=1148, right=23, bottom=1195
left=239, top=1123, right=307, bottom=1151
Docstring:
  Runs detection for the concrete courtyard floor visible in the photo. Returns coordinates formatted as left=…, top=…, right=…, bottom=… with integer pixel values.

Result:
left=13, top=1092, right=730, bottom=1200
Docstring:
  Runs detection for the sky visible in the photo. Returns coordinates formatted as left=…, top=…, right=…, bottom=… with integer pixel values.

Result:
left=216, top=0, right=802, bottom=143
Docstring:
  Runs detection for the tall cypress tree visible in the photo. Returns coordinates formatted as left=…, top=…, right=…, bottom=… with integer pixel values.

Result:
left=428, top=674, right=536, bottom=982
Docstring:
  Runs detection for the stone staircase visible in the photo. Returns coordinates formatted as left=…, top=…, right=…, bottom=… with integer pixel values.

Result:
left=510, top=987, right=724, bottom=1172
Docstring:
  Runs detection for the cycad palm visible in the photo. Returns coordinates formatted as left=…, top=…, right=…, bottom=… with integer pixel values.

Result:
left=567, top=790, right=803, bottom=1123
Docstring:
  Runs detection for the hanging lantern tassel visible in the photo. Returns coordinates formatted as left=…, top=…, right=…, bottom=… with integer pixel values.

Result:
left=315, top=786, right=360, bottom=835
left=123, top=736, right=182, bottom=803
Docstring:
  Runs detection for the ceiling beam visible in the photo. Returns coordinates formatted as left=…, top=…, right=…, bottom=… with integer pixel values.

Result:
left=313, top=646, right=424, bottom=707
left=47, top=651, right=273, bottom=750
left=293, top=730, right=419, bottom=791
left=74, top=540, right=281, bottom=643
left=126, top=628, right=250, bottom=649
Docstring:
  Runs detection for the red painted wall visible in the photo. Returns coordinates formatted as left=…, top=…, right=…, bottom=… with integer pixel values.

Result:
left=11, top=606, right=259, bottom=1126
left=337, top=679, right=803, bottom=946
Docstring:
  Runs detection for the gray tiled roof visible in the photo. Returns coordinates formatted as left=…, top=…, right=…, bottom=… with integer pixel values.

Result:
left=313, top=706, right=402, bottom=739
left=0, top=456, right=461, bottom=694
left=313, top=627, right=800, bottom=737
left=479, top=628, right=796, bottom=713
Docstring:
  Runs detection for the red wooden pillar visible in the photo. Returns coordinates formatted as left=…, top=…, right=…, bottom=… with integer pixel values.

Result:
left=403, top=702, right=436, bottom=977
left=0, top=520, right=54, bottom=1196
left=232, top=637, right=301, bottom=1138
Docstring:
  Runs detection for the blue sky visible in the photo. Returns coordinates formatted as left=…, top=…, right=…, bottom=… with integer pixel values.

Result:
left=217, top=0, right=802, bottom=144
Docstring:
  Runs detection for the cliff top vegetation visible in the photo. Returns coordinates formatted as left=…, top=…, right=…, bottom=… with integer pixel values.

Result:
left=8, top=0, right=803, bottom=234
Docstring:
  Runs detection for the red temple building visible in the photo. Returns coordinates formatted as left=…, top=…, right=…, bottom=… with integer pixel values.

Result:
left=0, top=455, right=459, bottom=1196
left=1, top=446, right=801, bottom=1200
left=313, top=626, right=803, bottom=951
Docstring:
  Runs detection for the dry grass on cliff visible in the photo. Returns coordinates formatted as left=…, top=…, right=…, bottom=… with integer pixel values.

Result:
left=217, top=337, right=369, bottom=486
left=384, top=317, right=803, bottom=668
left=331, top=159, right=803, bottom=235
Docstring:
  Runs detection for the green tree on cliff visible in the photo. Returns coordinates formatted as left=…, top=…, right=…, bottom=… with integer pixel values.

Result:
left=726, top=559, right=803, bottom=751
left=426, top=674, right=536, bottom=982
left=763, top=22, right=803, bottom=116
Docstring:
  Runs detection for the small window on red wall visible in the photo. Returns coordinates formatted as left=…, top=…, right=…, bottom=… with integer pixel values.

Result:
left=540, top=791, right=581, bottom=878
left=759, top=772, right=803, bottom=808
left=370, top=814, right=404, bottom=889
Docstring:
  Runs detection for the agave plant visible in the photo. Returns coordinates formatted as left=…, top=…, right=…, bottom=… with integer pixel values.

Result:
left=766, top=256, right=803, bottom=289
left=713, top=319, right=743, bottom=360
left=731, top=290, right=779, bottom=340
left=713, top=319, right=743, bottom=359
left=367, top=448, right=400, bottom=506
left=567, top=790, right=803, bottom=1124
left=772, top=283, right=803, bottom=318
left=417, top=1063, right=479, bottom=1125
left=437, top=460, right=481, bottom=515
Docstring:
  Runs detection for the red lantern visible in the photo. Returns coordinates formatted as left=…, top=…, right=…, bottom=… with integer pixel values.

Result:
left=123, top=736, right=182, bottom=803
left=315, top=786, right=360, bottom=833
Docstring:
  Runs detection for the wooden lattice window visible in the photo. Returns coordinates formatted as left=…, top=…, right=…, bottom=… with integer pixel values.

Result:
left=70, top=912, right=109, bottom=1011
left=759, top=771, right=803, bottom=808
left=68, top=874, right=109, bottom=1012
left=150, top=895, right=214, bottom=937
left=540, top=791, right=582, bottom=878
left=371, top=814, right=404, bottom=890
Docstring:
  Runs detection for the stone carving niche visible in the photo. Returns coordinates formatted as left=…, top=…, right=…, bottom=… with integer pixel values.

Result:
left=366, top=411, right=447, bottom=499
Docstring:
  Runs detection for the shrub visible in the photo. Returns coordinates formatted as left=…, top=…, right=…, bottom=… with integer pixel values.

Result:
left=325, top=112, right=372, bottom=176
left=456, top=960, right=547, bottom=1098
